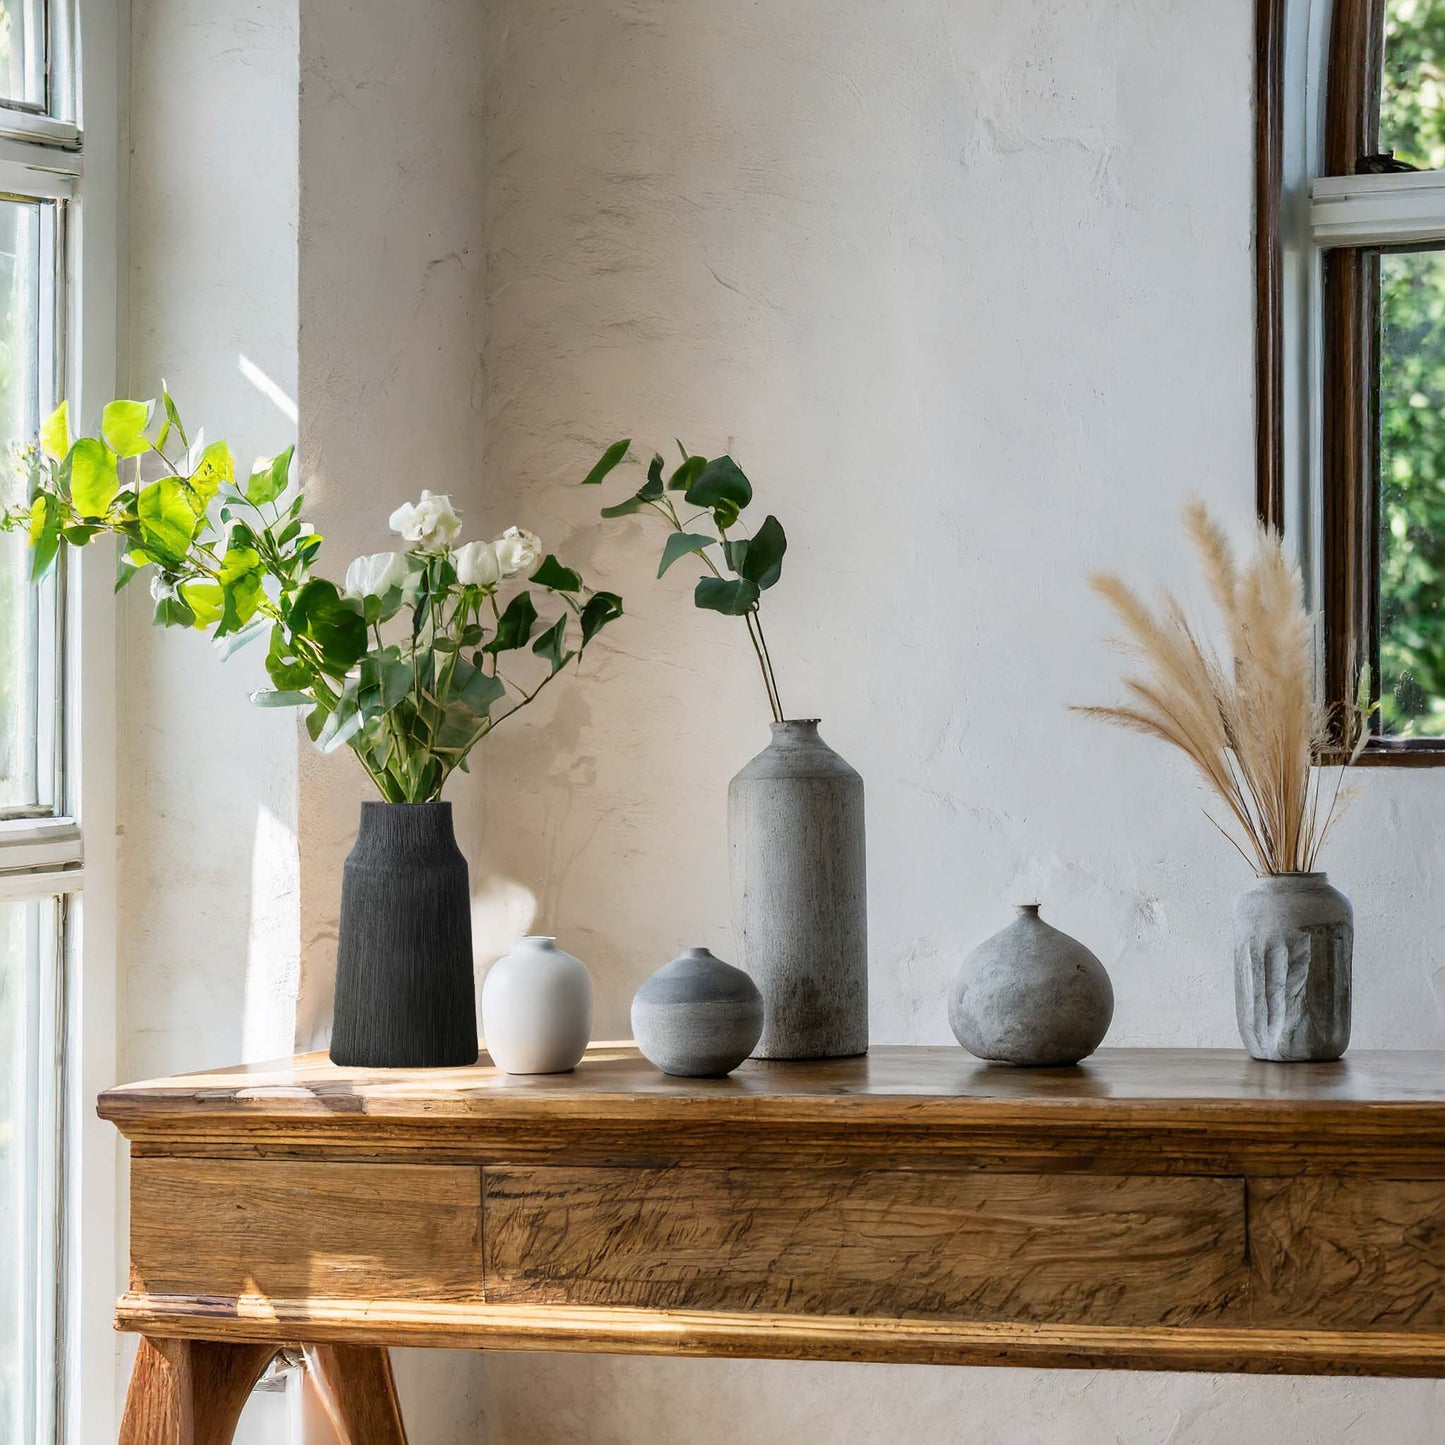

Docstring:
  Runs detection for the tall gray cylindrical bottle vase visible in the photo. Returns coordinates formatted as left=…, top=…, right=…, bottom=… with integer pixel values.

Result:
left=728, top=719, right=868, bottom=1059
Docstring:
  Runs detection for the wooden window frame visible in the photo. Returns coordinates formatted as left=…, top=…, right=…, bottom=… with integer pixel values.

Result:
left=1258, top=0, right=1445, bottom=763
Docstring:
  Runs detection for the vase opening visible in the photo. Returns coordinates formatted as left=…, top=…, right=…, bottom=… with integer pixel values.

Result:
left=522, top=934, right=557, bottom=945
left=1015, top=902, right=1042, bottom=918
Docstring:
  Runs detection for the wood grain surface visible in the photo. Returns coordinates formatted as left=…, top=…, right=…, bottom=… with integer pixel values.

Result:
left=110, top=1298, right=1445, bottom=1377
left=1250, top=1177, right=1445, bottom=1329
left=304, top=1344, right=409, bottom=1445
left=117, top=1338, right=276, bottom=1445
left=97, top=1046, right=1445, bottom=1175
left=130, top=1159, right=481, bottom=1303
left=102, top=1046, right=1445, bottom=1383
left=483, top=1167, right=1248, bottom=1326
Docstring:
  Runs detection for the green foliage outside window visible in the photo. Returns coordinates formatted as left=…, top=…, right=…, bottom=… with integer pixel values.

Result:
left=1378, top=1, right=1445, bottom=733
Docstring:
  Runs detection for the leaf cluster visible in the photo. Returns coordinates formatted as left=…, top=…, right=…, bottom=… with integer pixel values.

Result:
left=583, top=439, right=788, bottom=718
left=4, top=392, right=625, bottom=802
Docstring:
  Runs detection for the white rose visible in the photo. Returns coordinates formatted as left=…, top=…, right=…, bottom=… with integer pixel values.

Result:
left=493, top=525, right=542, bottom=577
left=389, top=489, right=462, bottom=550
left=453, top=539, right=502, bottom=588
left=343, top=550, right=410, bottom=599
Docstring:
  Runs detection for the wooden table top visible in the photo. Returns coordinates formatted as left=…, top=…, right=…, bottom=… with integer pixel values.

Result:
left=99, top=1044, right=1445, bottom=1129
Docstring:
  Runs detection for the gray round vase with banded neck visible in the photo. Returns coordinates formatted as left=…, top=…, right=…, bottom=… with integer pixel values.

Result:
left=632, top=946, right=764, bottom=1077
left=330, top=801, right=479, bottom=1069
left=948, top=904, right=1113, bottom=1067
left=728, top=719, right=868, bottom=1060
left=1233, top=871, right=1352, bottom=1062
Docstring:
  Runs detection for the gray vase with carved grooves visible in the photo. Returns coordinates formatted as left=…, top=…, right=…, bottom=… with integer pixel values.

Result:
left=1233, top=871, right=1352, bottom=1062
left=728, top=718, right=867, bottom=1060
left=948, top=904, right=1113, bottom=1067
left=330, top=801, right=479, bottom=1069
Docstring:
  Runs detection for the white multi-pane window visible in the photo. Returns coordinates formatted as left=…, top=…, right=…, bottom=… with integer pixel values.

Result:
left=0, top=2, right=90, bottom=1441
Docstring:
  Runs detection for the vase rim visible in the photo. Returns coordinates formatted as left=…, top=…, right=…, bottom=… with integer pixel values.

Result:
left=520, top=934, right=558, bottom=945
left=1260, top=870, right=1328, bottom=880
left=361, top=798, right=450, bottom=809
left=772, top=717, right=821, bottom=728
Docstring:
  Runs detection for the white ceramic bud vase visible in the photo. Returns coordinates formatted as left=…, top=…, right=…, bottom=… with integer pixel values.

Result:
left=481, top=935, right=593, bottom=1075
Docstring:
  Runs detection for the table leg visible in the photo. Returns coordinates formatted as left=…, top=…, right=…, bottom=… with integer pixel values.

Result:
left=119, top=1337, right=278, bottom=1445
left=303, top=1344, right=409, bottom=1445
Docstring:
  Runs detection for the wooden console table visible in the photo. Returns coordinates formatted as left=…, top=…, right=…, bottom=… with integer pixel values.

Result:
left=99, top=1045, right=1445, bottom=1441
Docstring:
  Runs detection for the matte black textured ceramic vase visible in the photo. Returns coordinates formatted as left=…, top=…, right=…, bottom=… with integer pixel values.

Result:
left=330, top=800, right=479, bottom=1068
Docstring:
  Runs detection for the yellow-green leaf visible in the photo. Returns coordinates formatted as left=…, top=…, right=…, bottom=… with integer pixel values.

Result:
left=39, top=401, right=69, bottom=461
left=188, top=439, right=234, bottom=508
left=69, top=438, right=119, bottom=519
left=101, top=399, right=153, bottom=459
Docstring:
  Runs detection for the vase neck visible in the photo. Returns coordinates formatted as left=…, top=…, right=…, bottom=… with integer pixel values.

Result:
left=770, top=718, right=821, bottom=740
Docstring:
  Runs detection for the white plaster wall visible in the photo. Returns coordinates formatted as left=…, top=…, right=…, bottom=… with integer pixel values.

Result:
left=120, top=0, right=301, bottom=1096
left=120, top=2, right=301, bottom=1437
left=474, top=1, right=1445, bottom=1441
left=296, top=2, right=488, bottom=1434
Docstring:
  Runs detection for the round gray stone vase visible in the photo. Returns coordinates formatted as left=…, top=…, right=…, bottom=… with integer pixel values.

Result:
left=330, top=800, right=479, bottom=1069
left=729, top=719, right=868, bottom=1060
left=1233, top=872, right=1352, bottom=1062
left=632, top=946, right=764, bottom=1077
left=948, top=904, right=1113, bottom=1067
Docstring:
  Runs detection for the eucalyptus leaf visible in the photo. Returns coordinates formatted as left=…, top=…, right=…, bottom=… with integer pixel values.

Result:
left=531, top=613, right=573, bottom=673
left=216, top=617, right=269, bottom=659
left=39, top=401, right=68, bottom=461
left=579, top=437, right=631, bottom=486
left=251, top=689, right=311, bottom=708
left=684, top=455, right=752, bottom=523
left=27, top=494, right=61, bottom=581
left=738, top=514, right=786, bottom=589
left=69, top=438, right=119, bottom=519
left=483, top=591, right=538, bottom=653
left=668, top=454, right=706, bottom=492
left=101, top=399, right=153, bottom=459
left=266, top=624, right=313, bottom=691
left=694, top=575, right=759, bottom=615
left=188, top=439, right=235, bottom=508
left=160, top=383, right=188, bottom=450
left=449, top=656, right=507, bottom=716
left=580, top=590, right=623, bottom=644
left=284, top=578, right=367, bottom=676
left=246, top=445, right=294, bottom=506
left=137, top=477, right=200, bottom=564
left=152, top=592, right=196, bottom=628
left=180, top=579, right=224, bottom=628
left=218, top=544, right=265, bottom=634
left=530, top=554, right=583, bottom=592
left=658, top=531, right=715, bottom=578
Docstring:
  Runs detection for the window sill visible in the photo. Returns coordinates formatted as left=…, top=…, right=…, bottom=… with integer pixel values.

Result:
left=1353, top=741, right=1445, bottom=767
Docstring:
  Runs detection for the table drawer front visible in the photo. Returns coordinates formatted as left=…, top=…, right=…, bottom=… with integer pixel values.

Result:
left=1250, top=1177, right=1445, bottom=1330
left=131, top=1159, right=482, bottom=1303
left=483, top=1166, right=1248, bottom=1326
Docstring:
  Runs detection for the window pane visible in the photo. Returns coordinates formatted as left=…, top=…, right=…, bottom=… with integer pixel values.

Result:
left=0, top=1, right=44, bottom=111
left=1381, top=0, right=1445, bottom=171
left=0, top=198, right=51, bottom=812
left=0, top=896, right=61, bottom=1442
left=1379, top=246, right=1445, bottom=735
